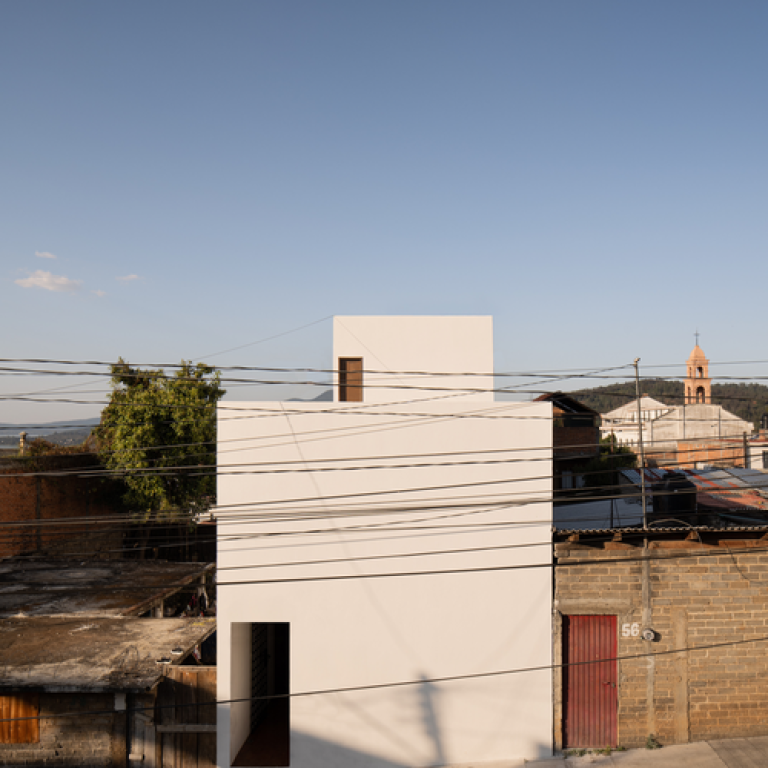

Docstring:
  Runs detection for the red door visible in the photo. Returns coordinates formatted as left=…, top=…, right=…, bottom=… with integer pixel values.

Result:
left=563, top=615, right=617, bottom=748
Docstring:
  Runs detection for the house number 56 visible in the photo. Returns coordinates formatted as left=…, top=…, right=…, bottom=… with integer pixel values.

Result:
left=621, top=623, right=640, bottom=637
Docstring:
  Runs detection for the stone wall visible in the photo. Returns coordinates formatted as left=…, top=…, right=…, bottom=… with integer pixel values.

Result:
left=0, top=692, right=121, bottom=767
left=554, top=534, right=768, bottom=749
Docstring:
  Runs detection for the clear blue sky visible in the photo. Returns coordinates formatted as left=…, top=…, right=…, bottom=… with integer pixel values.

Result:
left=2, top=1, right=767, bottom=423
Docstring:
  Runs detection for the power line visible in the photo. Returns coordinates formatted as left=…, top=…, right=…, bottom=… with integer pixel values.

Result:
left=3, top=630, right=768, bottom=724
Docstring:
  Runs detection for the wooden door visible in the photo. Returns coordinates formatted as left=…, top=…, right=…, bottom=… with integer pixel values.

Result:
left=563, top=615, right=617, bottom=748
left=338, top=358, right=363, bottom=401
left=156, top=667, right=217, bottom=768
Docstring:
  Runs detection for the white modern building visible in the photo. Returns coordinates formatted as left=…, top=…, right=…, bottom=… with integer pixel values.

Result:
left=216, top=316, right=554, bottom=768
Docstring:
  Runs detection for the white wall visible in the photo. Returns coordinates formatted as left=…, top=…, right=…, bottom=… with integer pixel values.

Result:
left=332, top=316, right=495, bottom=404
left=652, top=404, right=752, bottom=442
left=216, top=398, right=553, bottom=768
left=748, top=442, right=768, bottom=470
left=228, top=622, right=252, bottom=759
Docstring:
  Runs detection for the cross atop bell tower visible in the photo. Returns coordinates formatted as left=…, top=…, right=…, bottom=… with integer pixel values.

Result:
left=685, top=337, right=711, bottom=404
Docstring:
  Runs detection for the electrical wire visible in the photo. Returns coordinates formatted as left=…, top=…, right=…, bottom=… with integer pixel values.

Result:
left=3, top=630, right=768, bottom=725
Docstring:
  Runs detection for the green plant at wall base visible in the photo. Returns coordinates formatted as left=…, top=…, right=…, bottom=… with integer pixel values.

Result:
left=96, top=359, right=224, bottom=518
left=646, top=734, right=662, bottom=750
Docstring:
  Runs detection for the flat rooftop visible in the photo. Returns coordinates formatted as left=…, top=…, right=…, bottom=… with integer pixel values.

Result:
left=0, top=559, right=214, bottom=618
left=0, top=616, right=216, bottom=692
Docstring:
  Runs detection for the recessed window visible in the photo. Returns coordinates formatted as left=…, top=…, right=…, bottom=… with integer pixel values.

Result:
left=338, top=358, right=363, bottom=402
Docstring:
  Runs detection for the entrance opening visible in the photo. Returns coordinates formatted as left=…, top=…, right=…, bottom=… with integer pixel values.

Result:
left=233, top=623, right=290, bottom=767
left=563, top=615, right=617, bottom=748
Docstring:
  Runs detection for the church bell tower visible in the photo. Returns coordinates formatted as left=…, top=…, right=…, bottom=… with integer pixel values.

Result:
left=685, top=336, right=711, bottom=404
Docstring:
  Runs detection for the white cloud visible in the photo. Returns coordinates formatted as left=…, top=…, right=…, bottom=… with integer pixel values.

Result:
left=35, top=251, right=57, bottom=259
left=116, top=274, right=140, bottom=282
left=15, top=270, right=82, bottom=293
left=92, top=289, right=106, bottom=298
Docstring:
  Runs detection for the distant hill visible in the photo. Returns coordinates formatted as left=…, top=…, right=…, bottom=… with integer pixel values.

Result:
left=572, top=380, right=768, bottom=431
left=0, top=417, right=99, bottom=449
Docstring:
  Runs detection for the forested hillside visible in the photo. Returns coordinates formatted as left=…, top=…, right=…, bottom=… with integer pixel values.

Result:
left=573, top=380, right=768, bottom=430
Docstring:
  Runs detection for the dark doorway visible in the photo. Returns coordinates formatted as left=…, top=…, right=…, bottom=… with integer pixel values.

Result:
left=233, top=623, right=290, bottom=767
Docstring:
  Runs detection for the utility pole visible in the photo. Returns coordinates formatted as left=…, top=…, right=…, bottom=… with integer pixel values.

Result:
left=634, top=358, right=648, bottom=530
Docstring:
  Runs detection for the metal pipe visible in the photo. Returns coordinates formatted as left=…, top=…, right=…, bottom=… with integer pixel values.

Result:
left=634, top=358, right=648, bottom=530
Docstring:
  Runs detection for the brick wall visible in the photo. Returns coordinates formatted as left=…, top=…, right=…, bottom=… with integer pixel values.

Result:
left=553, top=426, right=601, bottom=459
left=0, top=456, right=123, bottom=559
left=676, top=439, right=747, bottom=469
left=554, top=536, right=768, bottom=749
left=645, top=438, right=749, bottom=470
left=0, top=692, right=121, bottom=767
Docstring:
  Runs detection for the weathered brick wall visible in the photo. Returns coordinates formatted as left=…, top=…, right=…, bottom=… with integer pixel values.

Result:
left=676, top=439, right=746, bottom=469
left=554, top=539, right=768, bottom=749
left=0, top=457, right=123, bottom=559
left=0, top=692, right=120, bottom=767
left=553, top=426, right=600, bottom=459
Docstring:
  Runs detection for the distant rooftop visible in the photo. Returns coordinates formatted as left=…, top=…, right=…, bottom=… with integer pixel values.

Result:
left=0, top=559, right=214, bottom=618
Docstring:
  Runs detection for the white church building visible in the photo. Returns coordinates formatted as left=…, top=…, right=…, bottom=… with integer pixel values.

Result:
left=215, top=316, right=554, bottom=768
left=601, top=344, right=753, bottom=453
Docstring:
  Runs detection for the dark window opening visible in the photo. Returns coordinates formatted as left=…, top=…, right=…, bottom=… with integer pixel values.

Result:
left=338, top=358, right=363, bottom=402
left=233, top=623, right=290, bottom=767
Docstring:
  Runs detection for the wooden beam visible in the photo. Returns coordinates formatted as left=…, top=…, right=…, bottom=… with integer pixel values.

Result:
left=156, top=724, right=217, bottom=733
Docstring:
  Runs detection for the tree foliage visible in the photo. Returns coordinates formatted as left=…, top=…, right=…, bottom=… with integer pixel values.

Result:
left=26, top=436, right=96, bottom=456
left=96, top=359, right=224, bottom=517
left=573, top=436, right=638, bottom=492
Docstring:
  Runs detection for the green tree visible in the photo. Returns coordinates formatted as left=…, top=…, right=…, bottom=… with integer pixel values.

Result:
left=96, top=359, right=225, bottom=518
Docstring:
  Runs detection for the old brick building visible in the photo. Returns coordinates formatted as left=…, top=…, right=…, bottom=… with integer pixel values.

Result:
left=0, top=453, right=121, bottom=558
left=0, top=560, right=216, bottom=767
left=535, top=392, right=600, bottom=492
left=554, top=526, right=768, bottom=750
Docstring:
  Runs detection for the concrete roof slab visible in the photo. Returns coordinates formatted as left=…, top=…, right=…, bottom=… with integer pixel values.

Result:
left=0, top=559, right=214, bottom=618
left=0, top=616, right=215, bottom=692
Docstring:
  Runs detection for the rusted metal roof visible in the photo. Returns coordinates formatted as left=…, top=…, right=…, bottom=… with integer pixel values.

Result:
left=0, top=616, right=215, bottom=692
left=620, top=467, right=768, bottom=513
left=0, top=559, right=214, bottom=618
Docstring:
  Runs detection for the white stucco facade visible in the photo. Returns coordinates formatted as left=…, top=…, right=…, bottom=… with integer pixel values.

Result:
left=216, top=317, right=553, bottom=768
left=600, top=396, right=673, bottom=447
left=602, top=399, right=752, bottom=451
left=332, top=316, right=495, bottom=405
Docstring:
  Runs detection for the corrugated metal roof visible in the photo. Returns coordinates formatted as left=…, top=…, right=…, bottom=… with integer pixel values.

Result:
left=556, top=524, right=768, bottom=536
left=729, top=467, right=768, bottom=487
left=621, top=466, right=768, bottom=493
